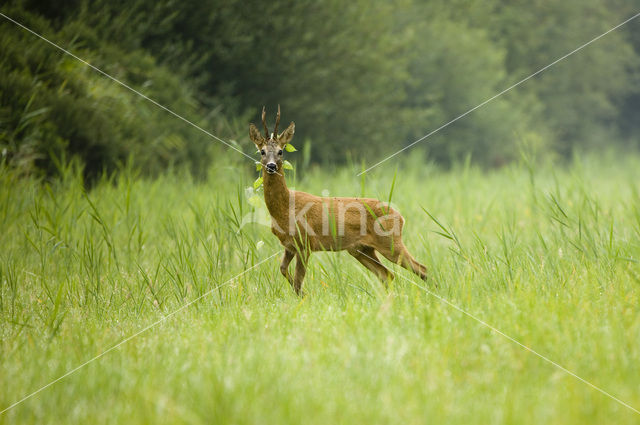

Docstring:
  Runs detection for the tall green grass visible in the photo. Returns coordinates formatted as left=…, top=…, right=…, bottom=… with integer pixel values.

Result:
left=1, top=153, right=639, bottom=424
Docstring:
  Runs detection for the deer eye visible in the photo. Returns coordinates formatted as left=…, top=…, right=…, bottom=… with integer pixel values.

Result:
left=278, top=150, right=283, bottom=155
left=260, top=149, right=266, bottom=155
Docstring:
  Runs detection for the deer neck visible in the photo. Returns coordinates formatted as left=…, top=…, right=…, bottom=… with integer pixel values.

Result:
left=263, top=170, right=290, bottom=223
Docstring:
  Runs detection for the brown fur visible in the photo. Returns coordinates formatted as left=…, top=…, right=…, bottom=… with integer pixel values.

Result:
left=250, top=108, right=428, bottom=295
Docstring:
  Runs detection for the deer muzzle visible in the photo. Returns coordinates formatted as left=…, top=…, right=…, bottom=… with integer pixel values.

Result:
left=266, top=162, right=277, bottom=174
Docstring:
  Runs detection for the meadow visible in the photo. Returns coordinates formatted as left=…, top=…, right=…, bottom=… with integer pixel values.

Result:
left=1, top=152, right=639, bottom=424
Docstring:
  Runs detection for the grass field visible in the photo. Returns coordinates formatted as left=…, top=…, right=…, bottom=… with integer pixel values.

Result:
left=1, top=152, right=639, bottom=424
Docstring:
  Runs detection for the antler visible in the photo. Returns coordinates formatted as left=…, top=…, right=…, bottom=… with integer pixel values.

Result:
left=273, top=104, right=281, bottom=137
left=261, top=106, right=270, bottom=139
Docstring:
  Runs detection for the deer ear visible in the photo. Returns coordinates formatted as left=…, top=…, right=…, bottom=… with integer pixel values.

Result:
left=278, top=122, right=295, bottom=147
left=249, top=123, right=265, bottom=147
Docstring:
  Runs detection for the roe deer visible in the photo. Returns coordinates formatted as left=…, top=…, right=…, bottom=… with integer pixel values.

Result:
left=250, top=106, right=428, bottom=295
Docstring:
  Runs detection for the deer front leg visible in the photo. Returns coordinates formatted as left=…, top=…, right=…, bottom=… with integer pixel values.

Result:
left=293, top=252, right=309, bottom=296
left=280, top=249, right=295, bottom=286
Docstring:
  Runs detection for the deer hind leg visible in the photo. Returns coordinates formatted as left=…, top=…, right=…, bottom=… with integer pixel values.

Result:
left=349, top=246, right=394, bottom=284
left=376, top=239, right=428, bottom=281
left=280, top=249, right=295, bottom=286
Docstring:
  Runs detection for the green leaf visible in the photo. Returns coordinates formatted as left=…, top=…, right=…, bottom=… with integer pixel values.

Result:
left=282, top=160, right=294, bottom=170
left=284, top=144, right=297, bottom=152
left=253, top=176, right=263, bottom=189
left=255, top=162, right=262, bottom=171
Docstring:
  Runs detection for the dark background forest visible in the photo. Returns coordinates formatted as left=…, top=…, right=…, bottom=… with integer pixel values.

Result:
left=1, top=0, right=639, bottom=179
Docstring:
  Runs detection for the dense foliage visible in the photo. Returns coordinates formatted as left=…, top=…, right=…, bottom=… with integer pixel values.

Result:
left=1, top=0, right=639, bottom=177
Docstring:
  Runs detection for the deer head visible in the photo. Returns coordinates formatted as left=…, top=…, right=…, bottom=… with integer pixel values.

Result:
left=249, top=105, right=295, bottom=174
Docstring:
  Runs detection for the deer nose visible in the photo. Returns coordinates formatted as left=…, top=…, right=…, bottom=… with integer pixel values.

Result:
left=266, top=162, right=277, bottom=173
